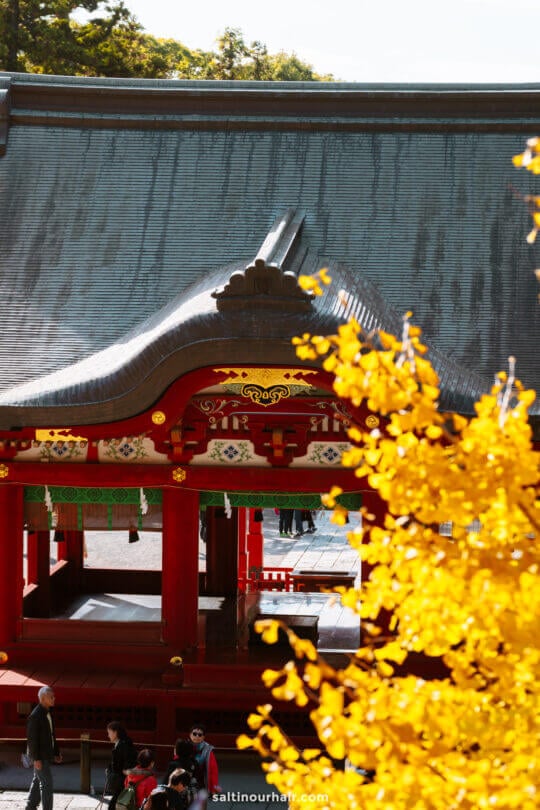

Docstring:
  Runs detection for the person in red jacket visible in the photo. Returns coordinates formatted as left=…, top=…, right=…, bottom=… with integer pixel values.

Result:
left=124, top=748, right=158, bottom=808
left=189, top=724, right=221, bottom=796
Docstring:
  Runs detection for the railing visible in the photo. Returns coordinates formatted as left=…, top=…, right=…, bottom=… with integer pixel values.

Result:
left=1, top=734, right=231, bottom=794
left=239, top=566, right=294, bottom=592
left=1, top=733, right=104, bottom=793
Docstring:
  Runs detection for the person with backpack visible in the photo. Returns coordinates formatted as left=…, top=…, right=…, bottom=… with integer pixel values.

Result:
left=105, top=720, right=137, bottom=810
left=121, top=748, right=158, bottom=809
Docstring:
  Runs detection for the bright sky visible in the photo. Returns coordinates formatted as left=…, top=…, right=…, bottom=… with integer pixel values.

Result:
left=123, top=0, right=540, bottom=83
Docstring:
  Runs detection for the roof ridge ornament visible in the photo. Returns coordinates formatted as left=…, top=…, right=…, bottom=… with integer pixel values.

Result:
left=212, top=209, right=313, bottom=312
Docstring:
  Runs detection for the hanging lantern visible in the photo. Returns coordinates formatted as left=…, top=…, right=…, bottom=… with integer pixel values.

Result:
left=128, top=527, right=140, bottom=544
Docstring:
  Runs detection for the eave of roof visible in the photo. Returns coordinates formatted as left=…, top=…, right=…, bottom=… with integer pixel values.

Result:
left=0, top=212, right=491, bottom=429
left=3, top=73, right=540, bottom=135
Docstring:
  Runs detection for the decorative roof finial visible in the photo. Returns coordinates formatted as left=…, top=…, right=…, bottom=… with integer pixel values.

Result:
left=212, top=209, right=313, bottom=312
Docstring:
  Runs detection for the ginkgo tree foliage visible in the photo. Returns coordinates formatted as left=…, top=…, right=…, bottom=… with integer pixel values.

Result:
left=237, top=266, right=540, bottom=802
left=513, top=137, right=540, bottom=295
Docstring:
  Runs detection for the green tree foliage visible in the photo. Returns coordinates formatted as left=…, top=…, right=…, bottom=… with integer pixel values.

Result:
left=214, top=26, right=248, bottom=79
left=187, top=27, right=333, bottom=81
left=0, top=0, right=183, bottom=76
left=0, top=7, right=332, bottom=81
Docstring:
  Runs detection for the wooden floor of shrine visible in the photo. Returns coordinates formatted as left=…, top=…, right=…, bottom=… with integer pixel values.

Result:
left=53, top=590, right=360, bottom=656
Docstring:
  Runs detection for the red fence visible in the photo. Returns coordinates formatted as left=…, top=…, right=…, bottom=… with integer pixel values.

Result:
left=238, top=566, right=293, bottom=592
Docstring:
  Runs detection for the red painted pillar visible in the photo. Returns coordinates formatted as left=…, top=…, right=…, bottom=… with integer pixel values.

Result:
left=27, top=531, right=39, bottom=585
left=237, top=508, right=248, bottom=592
left=205, top=506, right=239, bottom=597
left=27, top=530, right=51, bottom=617
left=246, top=508, right=263, bottom=576
left=162, top=488, right=199, bottom=650
left=57, top=530, right=84, bottom=585
left=56, top=530, right=83, bottom=565
left=0, top=485, right=24, bottom=645
left=54, top=530, right=84, bottom=607
left=156, top=696, right=177, bottom=768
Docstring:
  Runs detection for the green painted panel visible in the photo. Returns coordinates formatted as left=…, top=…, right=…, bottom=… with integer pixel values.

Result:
left=198, top=491, right=362, bottom=509
left=24, top=486, right=361, bottom=510
left=24, top=486, right=163, bottom=505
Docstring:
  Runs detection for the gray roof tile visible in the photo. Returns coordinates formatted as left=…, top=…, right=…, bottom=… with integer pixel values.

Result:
left=0, top=75, right=538, bottom=424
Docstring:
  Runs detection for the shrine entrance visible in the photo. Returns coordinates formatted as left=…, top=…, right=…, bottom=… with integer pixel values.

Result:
left=200, top=494, right=362, bottom=656
left=18, top=485, right=362, bottom=656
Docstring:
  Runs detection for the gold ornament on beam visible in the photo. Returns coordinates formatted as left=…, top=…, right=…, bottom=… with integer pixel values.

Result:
left=172, top=467, right=187, bottom=483
left=0, top=464, right=9, bottom=479
left=241, top=383, right=289, bottom=406
left=35, top=429, right=87, bottom=442
left=214, top=368, right=317, bottom=407
left=365, top=415, right=380, bottom=429
left=152, top=410, right=166, bottom=425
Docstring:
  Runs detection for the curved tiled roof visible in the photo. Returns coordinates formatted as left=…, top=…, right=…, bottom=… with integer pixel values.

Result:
left=0, top=74, right=538, bottom=427
left=0, top=212, right=492, bottom=427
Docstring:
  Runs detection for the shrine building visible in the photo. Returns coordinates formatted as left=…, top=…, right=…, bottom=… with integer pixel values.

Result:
left=0, top=74, right=538, bottom=746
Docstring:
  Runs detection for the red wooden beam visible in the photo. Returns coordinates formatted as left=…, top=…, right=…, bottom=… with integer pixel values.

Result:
left=0, top=461, right=363, bottom=491
left=0, top=366, right=342, bottom=442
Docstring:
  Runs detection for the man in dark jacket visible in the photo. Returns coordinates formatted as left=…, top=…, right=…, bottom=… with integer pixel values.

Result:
left=189, top=724, right=220, bottom=796
left=25, top=686, right=62, bottom=810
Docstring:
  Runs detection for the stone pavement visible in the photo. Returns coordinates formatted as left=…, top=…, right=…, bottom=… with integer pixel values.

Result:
left=0, top=793, right=102, bottom=808
left=260, top=508, right=360, bottom=573
left=79, top=508, right=361, bottom=576
left=0, top=749, right=277, bottom=809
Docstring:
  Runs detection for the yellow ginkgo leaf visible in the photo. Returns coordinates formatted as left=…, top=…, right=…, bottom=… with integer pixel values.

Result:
left=256, top=620, right=281, bottom=644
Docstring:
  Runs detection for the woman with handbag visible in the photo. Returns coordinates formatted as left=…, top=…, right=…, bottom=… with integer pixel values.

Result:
left=105, top=721, right=137, bottom=810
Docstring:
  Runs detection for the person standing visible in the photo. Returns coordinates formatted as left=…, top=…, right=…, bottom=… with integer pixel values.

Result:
left=303, top=510, right=316, bottom=533
left=278, top=509, right=293, bottom=537
left=189, top=724, right=220, bottom=796
left=25, top=686, right=62, bottom=810
left=105, top=720, right=137, bottom=810
left=292, top=509, right=304, bottom=538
